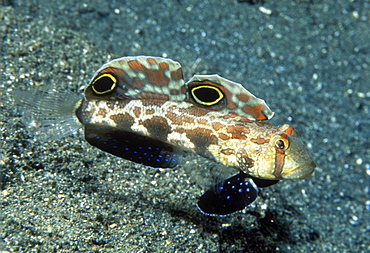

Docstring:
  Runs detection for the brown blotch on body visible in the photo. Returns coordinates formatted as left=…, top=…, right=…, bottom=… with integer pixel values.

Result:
left=109, top=113, right=135, bottom=130
left=178, top=106, right=210, bottom=117
left=227, top=124, right=250, bottom=135
left=239, top=117, right=254, bottom=123
left=186, top=128, right=218, bottom=155
left=166, top=110, right=195, bottom=125
left=221, top=148, right=234, bottom=155
left=133, top=106, right=141, bottom=118
left=197, top=118, right=208, bottom=125
left=231, top=133, right=247, bottom=140
left=255, top=121, right=266, bottom=127
left=142, top=116, right=171, bottom=141
left=218, top=133, right=230, bottom=140
left=145, top=108, right=155, bottom=115
left=250, top=137, right=270, bottom=145
left=222, top=112, right=239, bottom=119
left=212, top=122, right=225, bottom=131
left=97, top=109, right=107, bottom=117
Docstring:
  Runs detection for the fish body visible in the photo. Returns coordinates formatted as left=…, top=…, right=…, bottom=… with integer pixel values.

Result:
left=13, top=56, right=316, bottom=215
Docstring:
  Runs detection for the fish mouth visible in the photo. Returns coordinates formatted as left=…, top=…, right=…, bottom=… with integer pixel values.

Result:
left=281, top=160, right=316, bottom=180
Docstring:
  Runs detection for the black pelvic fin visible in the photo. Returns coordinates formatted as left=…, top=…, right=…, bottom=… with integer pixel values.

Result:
left=197, top=173, right=258, bottom=216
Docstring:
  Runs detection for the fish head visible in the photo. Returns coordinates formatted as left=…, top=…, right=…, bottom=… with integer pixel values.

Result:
left=239, top=124, right=316, bottom=180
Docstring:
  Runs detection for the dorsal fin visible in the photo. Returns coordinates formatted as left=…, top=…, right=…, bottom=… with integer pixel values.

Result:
left=84, top=56, right=186, bottom=101
left=84, top=57, right=273, bottom=121
left=186, top=74, right=274, bottom=121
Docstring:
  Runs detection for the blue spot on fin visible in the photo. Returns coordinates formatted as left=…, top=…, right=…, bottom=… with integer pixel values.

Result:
left=85, top=126, right=182, bottom=168
left=197, top=173, right=258, bottom=216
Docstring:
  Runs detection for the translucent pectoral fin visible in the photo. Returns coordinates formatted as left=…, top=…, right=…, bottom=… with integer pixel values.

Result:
left=12, top=89, right=82, bottom=141
left=197, top=173, right=258, bottom=216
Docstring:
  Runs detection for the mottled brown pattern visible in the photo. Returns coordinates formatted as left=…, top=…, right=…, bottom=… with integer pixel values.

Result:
left=255, top=121, right=265, bottom=127
left=170, top=89, right=182, bottom=95
left=218, top=133, right=230, bottom=140
left=146, top=58, right=157, bottom=65
left=142, top=116, right=170, bottom=141
left=170, top=68, right=183, bottom=81
left=165, top=110, right=195, bottom=125
left=97, top=109, right=107, bottom=117
left=178, top=106, right=210, bottom=117
left=180, top=86, right=187, bottom=95
left=133, top=106, right=141, bottom=118
left=141, top=98, right=167, bottom=107
left=158, top=62, right=169, bottom=70
left=236, top=93, right=250, bottom=103
left=221, top=148, right=234, bottom=155
left=226, top=124, right=250, bottom=135
left=106, top=101, right=117, bottom=110
left=231, top=133, right=247, bottom=140
left=145, top=108, right=155, bottom=115
left=222, top=112, right=238, bottom=119
left=132, top=79, right=144, bottom=89
left=212, top=122, right=225, bottom=131
left=182, top=116, right=195, bottom=124
left=128, top=60, right=170, bottom=87
left=197, top=118, right=208, bottom=125
left=250, top=137, right=270, bottom=145
left=79, top=56, right=315, bottom=187
left=237, top=153, right=254, bottom=171
left=220, top=85, right=238, bottom=111
left=242, top=104, right=267, bottom=120
left=239, top=117, right=254, bottom=123
left=185, top=128, right=218, bottom=155
left=75, top=100, right=92, bottom=125
left=109, top=113, right=135, bottom=130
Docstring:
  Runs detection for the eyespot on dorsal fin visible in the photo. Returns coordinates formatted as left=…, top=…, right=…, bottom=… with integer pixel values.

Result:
left=186, top=74, right=274, bottom=121
left=85, top=56, right=186, bottom=101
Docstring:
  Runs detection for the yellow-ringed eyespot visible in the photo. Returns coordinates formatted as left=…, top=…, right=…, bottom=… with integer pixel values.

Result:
left=275, top=138, right=289, bottom=151
left=91, top=73, right=117, bottom=95
left=190, top=85, right=224, bottom=106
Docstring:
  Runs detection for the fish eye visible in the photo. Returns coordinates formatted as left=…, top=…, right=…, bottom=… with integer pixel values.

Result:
left=191, top=85, right=224, bottom=106
left=91, top=73, right=117, bottom=95
left=275, top=138, right=289, bottom=151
